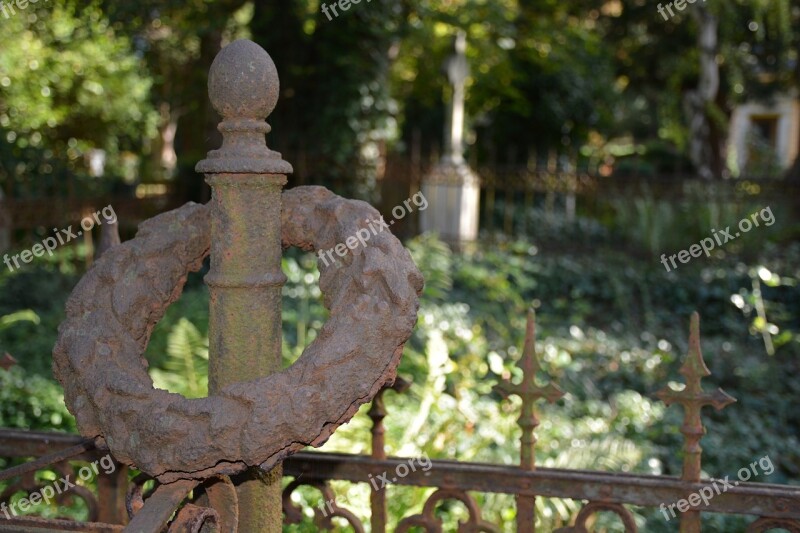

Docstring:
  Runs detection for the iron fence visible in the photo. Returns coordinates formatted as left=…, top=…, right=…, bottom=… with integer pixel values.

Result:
left=1, top=311, right=799, bottom=532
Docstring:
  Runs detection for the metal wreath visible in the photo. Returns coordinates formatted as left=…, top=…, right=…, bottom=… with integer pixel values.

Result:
left=53, top=186, right=423, bottom=483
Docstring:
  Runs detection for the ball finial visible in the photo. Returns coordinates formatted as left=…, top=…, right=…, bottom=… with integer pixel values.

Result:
left=197, top=39, right=292, bottom=175
left=207, top=39, right=279, bottom=121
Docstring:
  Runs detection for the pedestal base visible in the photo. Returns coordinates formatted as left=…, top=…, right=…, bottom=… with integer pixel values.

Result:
left=420, top=162, right=480, bottom=243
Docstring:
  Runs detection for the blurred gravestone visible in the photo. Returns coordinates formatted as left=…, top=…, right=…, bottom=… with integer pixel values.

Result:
left=420, top=31, right=480, bottom=244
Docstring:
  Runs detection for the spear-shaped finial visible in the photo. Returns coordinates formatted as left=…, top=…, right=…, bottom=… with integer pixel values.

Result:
left=496, top=309, right=564, bottom=533
left=496, top=309, right=564, bottom=470
left=656, top=312, right=736, bottom=483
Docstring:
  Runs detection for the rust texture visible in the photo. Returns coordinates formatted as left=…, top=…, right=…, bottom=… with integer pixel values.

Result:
left=123, top=480, right=197, bottom=532
left=197, top=39, right=294, bottom=530
left=495, top=309, right=563, bottom=533
left=0, top=440, right=94, bottom=483
left=51, top=188, right=422, bottom=483
left=193, top=476, right=238, bottom=533
left=203, top=171, right=285, bottom=527
left=656, top=312, right=737, bottom=481
left=96, top=462, right=128, bottom=525
left=49, top=39, right=422, bottom=532
left=125, top=473, right=154, bottom=520
left=0, top=431, right=128, bottom=525
left=96, top=221, right=120, bottom=260
left=4, top=345, right=800, bottom=532
left=195, top=40, right=292, bottom=176
left=168, top=504, right=218, bottom=533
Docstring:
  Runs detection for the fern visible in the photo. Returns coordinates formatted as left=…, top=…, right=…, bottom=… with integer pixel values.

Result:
left=150, top=318, right=209, bottom=398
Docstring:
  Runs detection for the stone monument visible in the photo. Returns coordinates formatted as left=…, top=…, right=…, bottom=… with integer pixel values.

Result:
left=420, top=31, right=480, bottom=244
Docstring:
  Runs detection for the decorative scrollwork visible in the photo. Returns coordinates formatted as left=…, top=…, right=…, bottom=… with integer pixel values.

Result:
left=126, top=472, right=158, bottom=519
left=191, top=476, right=238, bottom=533
left=395, top=488, right=501, bottom=532
left=126, top=473, right=238, bottom=533
left=0, top=460, right=99, bottom=521
left=282, top=478, right=365, bottom=532
left=553, top=502, right=637, bottom=533
left=168, top=504, right=219, bottom=533
left=747, top=516, right=800, bottom=532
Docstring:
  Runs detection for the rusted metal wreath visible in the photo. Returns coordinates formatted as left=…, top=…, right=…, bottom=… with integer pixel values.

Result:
left=53, top=186, right=423, bottom=484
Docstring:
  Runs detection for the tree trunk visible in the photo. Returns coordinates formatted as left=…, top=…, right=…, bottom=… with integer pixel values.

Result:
left=686, top=4, right=719, bottom=180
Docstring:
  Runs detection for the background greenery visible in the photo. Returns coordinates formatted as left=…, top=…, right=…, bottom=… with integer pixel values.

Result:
left=1, top=0, right=799, bottom=200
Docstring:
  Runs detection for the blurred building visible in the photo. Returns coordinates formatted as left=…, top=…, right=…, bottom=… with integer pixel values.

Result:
left=728, top=92, right=800, bottom=177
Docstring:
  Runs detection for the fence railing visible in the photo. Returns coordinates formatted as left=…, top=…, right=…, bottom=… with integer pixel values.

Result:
left=1, top=311, right=799, bottom=532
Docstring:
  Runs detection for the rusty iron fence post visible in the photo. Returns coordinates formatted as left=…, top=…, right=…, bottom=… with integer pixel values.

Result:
left=196, top=39, right=293, bottom=531
left=368, top=378, right=410, bottom=533
left=496, top=309, right=564, bottom=532
left=656, top=312, right=736, bottom=533
left=96, top=463, right=128, bottom=525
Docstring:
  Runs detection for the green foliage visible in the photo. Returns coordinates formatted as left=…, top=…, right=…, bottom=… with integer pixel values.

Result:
left=404, top=233, right=452, bottom=301
left=281, top=251, right=326, bottom=362
left=0, top=366, right=75, bottom=431
left=0, top=265, right=79, bottom=377
left=0, top=0, right=157, bottom=194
